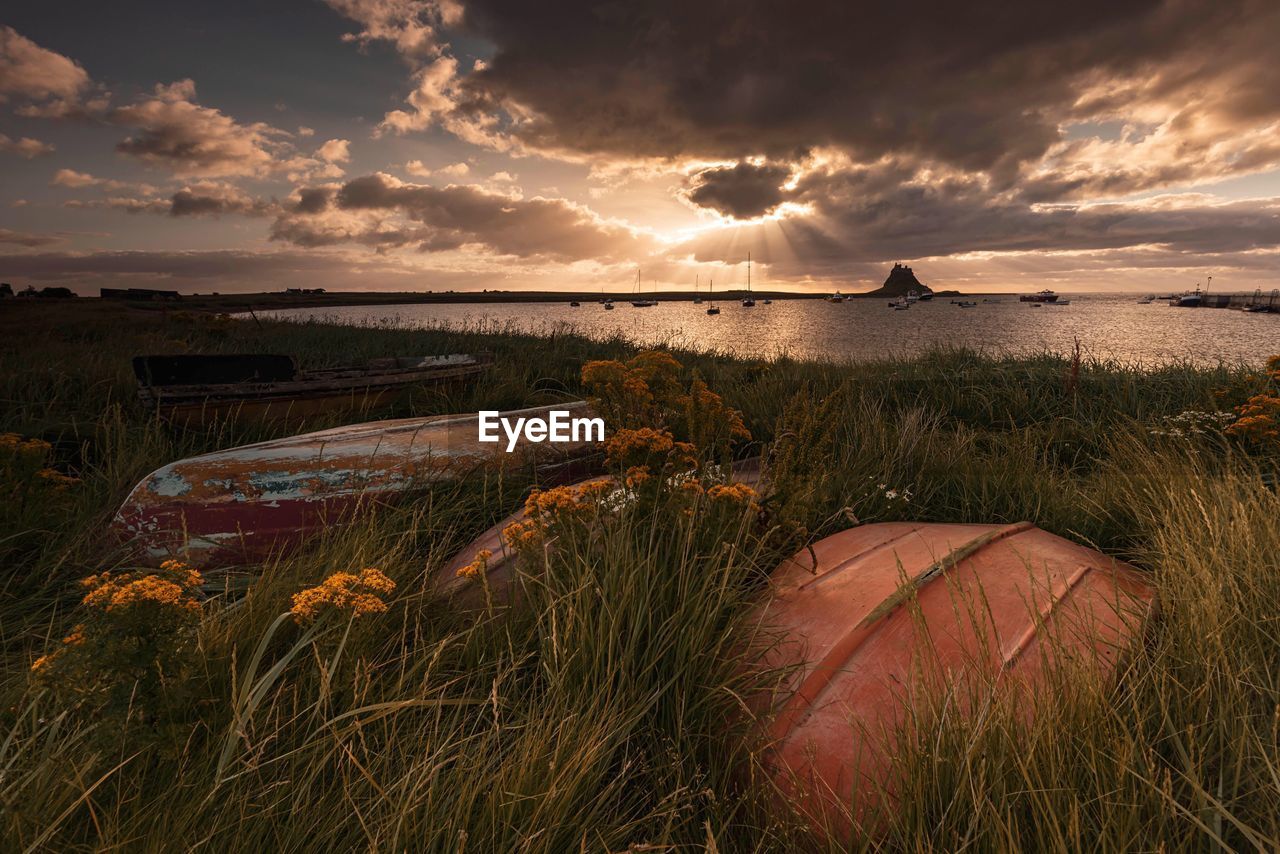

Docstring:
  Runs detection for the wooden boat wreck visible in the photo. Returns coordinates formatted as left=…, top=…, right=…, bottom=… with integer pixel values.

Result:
left=434, top=458, right=764, bottom=608
left=112, top=401, right=597, bottom=566
left=133, top=353, right=489, bottom=426
left=750, top=521, right=1155, bottom=837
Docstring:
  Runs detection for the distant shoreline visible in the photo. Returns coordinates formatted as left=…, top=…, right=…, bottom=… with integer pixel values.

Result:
left=90, top=289, right=1005, bottom=312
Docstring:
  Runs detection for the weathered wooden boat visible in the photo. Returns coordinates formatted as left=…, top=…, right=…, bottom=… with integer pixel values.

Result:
left=434, top=459, right=764, bottom=607
left=112, top=401, right=597, bottom=566
left=133, top=353, right=489, bottom=426
left=750, top=521, right=1154, bottom=837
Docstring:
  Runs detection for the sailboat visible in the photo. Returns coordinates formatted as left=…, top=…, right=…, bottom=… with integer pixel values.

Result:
left=631, top=268, right=657, bottom=307
left=706, top=278, right=720, bottom=315
left=600, top=280, right=614, bottom=310
left=741, top=252, right=756, bottom=307
left=693, top=274, right=703, bottom=305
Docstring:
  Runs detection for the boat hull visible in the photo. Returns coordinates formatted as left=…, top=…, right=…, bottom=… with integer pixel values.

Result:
left=750, top=521, right=1154, bottom=837
left=138, top=355, right=488, bottom=427
left=112, top=402, right=598, bottom=566
left=435, top=459, right=764, bottom=608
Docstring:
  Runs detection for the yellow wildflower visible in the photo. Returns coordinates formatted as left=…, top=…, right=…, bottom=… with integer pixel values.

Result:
left=707, top=482, right=759, bottom=509
left=456, top=548, right=492, bottom=580
left=290, top=568, right=396, bottom=623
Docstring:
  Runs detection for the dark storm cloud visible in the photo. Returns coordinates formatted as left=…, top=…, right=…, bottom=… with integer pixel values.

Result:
left=684, top=161, right=792, bottom=219
left=681, top=160, right=1280, bottom=275
left=272, top=172, right=652, bottom=261
left=444, top=0, right=1274, bottom=175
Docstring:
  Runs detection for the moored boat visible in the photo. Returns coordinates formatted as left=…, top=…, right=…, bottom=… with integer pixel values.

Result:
left=749, top=521, right=1154, bottom=837
left=1019, top=289, right=1059, bottom=303
left=112, top=401, right=598, bottom=566
left=134, top=353, right=488, bottom=427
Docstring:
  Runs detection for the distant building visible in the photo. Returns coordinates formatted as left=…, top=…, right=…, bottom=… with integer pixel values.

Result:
left=101, top=287, right=181, bottom=301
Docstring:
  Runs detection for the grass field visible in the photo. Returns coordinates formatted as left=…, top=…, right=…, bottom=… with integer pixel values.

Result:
left=1, top=300, right=1277, bottom=851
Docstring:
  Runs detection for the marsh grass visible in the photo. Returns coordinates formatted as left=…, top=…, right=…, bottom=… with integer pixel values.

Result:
left=0, top=302, right=1276, bottom=850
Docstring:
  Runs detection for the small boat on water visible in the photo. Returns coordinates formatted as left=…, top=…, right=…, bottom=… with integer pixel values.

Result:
left=112, top=401, right=599, bottom=566
left=630, top=268, right=657, bottom=307
left=827, top=292, right=846, bottom=303
left=706, top=278, right=720, bottom=315
left=742, top=252, right=756, bottom=307
left=569, top=301, right=580, bottom=307
left=1020, top=289, right=1059, bottom=303
left=1136, top=295, right=1155, bottom=304
left=134, top=353, right=488, bottom=427
left=888, top=297, right=909, bottom=310
left=693, top=275, right=703, bottom=305
left=1043, top=299, right=1071, bottom=306
left=749, top=521, right=1154, bottom=838
left=956, top=300, right=977, bottom=308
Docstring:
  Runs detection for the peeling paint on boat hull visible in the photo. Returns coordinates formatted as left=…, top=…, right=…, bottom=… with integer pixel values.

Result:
left=111, top=402, right=596, bottom=566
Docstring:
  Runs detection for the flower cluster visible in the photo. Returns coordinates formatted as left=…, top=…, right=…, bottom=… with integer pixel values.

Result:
left=456, top=548, right=492, bottom=580
left=79, top=558, right=204, bottom=616
left=3, top=432, right=80, bottom=496
left=31, top=560, right=206, bottom=725
left=1225, top=394, right=1280, bottom=446
left=581, top=350, right=751, bottom=461
left=503, top=480, right=616, bottom=552
left=289, top=568, right=396, bottom=624
left=707, top=482, right=759, bottom=509
left=1149, top=409, right=1237, bottom=440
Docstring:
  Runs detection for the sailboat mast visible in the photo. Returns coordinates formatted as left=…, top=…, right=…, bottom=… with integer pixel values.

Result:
left=748, top=252, right=751, bottom=293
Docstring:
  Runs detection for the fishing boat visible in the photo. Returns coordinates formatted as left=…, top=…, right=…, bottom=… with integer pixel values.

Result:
left=1174, top=275, right=1211, bottom=307
left=111, top=401, right=599, bottom=566
left=706, top=278, right=720, bottom=315
left=749, top=521, right=1154, bottom=837
left=1019, top=289, right=1059, bottom=303
left=888, top=297, right=909, bottom=310
left=630, top=268, right=657, bottom=307
left=741, top=252, right=756, bottom=307
left=133, top=353, right=488, bottom=427
left=827, top=292, right=846, bottom=303
left=1244, top=288, right=1279, bottom=313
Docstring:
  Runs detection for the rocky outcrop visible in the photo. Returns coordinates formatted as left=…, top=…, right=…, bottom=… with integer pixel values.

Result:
left=862, top=263, right=932, bottom=298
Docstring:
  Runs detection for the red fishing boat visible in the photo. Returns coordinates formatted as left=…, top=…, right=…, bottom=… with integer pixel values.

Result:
left=750, top=521, right=1155, bottom=837
left=112, top=401, right=597, bottom=566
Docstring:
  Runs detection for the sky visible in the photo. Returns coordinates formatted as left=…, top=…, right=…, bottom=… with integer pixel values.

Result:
left=1, top=0, right=1279, bottom=296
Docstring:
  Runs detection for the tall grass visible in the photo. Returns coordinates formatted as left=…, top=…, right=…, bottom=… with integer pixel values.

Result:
left=0, top=302, right=1276, bottom=849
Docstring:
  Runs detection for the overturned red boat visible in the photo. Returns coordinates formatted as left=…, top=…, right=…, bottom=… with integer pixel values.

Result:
left=112, top=401, right=596, bottom=566
left=751, top=521, right=1155, bottom=837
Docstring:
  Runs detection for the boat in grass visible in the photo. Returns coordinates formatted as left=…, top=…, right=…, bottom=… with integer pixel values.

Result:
left=435, top=459, right=764, bottom=608
left=112, top=401, right=598, bottom=566
left=134, top=353, right=488, bottom=427
left=748, top=521, right=1154, bottom=837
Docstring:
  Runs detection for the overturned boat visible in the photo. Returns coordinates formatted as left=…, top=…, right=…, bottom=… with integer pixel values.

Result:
left=750, top=521, right=1154, bottom=837
left=112, top=401, right=597, bottom=566
left=133, top=353, right=489, bottom=426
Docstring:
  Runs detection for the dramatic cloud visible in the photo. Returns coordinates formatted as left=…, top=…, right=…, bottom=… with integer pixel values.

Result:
left=0, top=133, right=53, bottom=158
left=272, top=171, right=650, bottom=260
left=0, top=27, right=90, bottom=104
left=684, top=161, right=793, bottom=219
left=108, top=80, right=290, bottom=178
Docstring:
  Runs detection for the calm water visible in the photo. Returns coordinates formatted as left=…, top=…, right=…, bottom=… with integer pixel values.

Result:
left=262, top=296, right=1279, bottom=366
